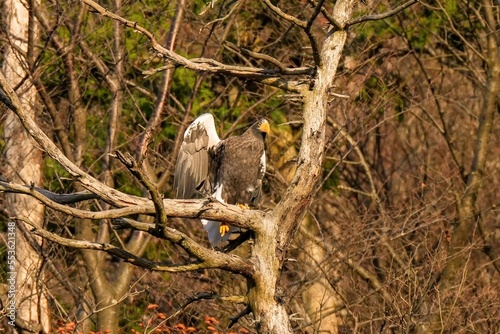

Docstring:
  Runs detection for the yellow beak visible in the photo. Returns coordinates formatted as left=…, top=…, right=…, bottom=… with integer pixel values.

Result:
left=259, top=120, right=270, bottom=135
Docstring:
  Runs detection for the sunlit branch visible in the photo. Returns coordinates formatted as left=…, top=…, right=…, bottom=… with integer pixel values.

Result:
left=0, top=179, right=264, bottom=230
left=225, top=42, right=313, bottom=75
left=346, top=0, right=418, bottom=27
left=262, top=0, right=307, bottom=28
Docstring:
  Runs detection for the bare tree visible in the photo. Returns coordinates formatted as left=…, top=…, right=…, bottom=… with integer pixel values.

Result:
left=299, top=0, right=500, bottom=332
left=0, top=1, right=420, bottom=333
left=416, top=0, right=500, bottom=332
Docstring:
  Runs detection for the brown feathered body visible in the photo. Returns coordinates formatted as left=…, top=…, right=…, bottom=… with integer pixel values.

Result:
left=173, top=114, right=269, bottom=246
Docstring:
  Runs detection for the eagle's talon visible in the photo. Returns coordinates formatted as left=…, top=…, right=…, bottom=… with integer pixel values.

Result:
left=236, top=203, right=250, bottom=210
left=220, top=224, right=230, bottom=236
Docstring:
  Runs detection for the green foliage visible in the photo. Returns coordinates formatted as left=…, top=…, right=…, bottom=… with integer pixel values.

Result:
left=266, top=97, right=287, bottom=122
left=114, top=170, right=142, bottom=196
left=353, top=0, right=479, bottom=54
left=171, top=67, right=216, bottom=113
left=44, top=157, right=72, bottom=191
left=322, top=159, right=339, bottom=191
left=355, top=76, right=381, bottom=104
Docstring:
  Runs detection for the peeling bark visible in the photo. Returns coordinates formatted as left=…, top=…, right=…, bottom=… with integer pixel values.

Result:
left=2, top=0, right=50, bottom=332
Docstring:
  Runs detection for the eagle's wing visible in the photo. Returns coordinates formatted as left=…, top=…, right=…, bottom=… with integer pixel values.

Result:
left=174, top=114, right=220, bottom=199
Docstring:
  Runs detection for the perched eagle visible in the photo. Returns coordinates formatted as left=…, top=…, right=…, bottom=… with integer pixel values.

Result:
left=174, top=114, right=270, bottom=246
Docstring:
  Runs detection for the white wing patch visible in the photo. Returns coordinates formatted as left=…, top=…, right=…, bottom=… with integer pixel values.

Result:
left=174, top=113, right=221, bottom=199
left=190, top=113, right=220, bottom=146
left=175, top=114, right=268, bottom=247
left=259, top=150, right=266, bottom=178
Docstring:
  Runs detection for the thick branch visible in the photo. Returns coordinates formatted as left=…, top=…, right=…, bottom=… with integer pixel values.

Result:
left=34, top=188, right=98, bottom=204
left=0, top=179, right=264, bottom=230
left=262, top=0, right=307, bottom=28
left=225, top=42, right=313, bottom=75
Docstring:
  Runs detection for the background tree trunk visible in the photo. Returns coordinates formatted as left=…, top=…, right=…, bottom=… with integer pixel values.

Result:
left=299, top=220, right=342, bottom=334
left=273, top=124, right=341, bottom=333
left=2, top=0, right=50, bottom=332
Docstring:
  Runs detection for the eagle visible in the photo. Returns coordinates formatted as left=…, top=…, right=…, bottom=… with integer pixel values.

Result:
left=174, top=113, right=270, bottom=246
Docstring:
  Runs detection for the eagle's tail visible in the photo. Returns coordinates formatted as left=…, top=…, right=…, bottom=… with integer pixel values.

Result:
left=201, top=219, right=236, bottom=247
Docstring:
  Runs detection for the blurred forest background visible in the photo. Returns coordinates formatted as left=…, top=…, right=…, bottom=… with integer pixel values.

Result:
left=1, top=0, right=499, bottom=333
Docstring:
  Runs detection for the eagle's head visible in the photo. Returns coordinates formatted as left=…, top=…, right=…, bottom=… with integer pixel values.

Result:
left=253, top=118, right=270, bottom=138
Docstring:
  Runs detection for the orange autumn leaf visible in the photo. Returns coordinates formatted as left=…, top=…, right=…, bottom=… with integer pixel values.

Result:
left=173, top=323, right=186, bottom=330
left=204, top=315, right=220, bottom=325
left=147, top=303, right=160, bottom=310
left=157, top=312, right=167, bottom=320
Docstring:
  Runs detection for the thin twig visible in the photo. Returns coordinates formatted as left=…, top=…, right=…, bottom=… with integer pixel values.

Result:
left=304, top=0, right=326, bottom=66
left=262, top=0, right=307, bottom=28
left=114, top=151, right=168, bottom=231
left=346, top=0, right=418, bottom=27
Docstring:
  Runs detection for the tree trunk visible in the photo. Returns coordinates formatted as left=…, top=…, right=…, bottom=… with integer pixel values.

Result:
left=2, top=0, right=50, bottom=332
left=247, top=2, right=356, bottom=333
left=299, top=221, right=341, bottom=334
